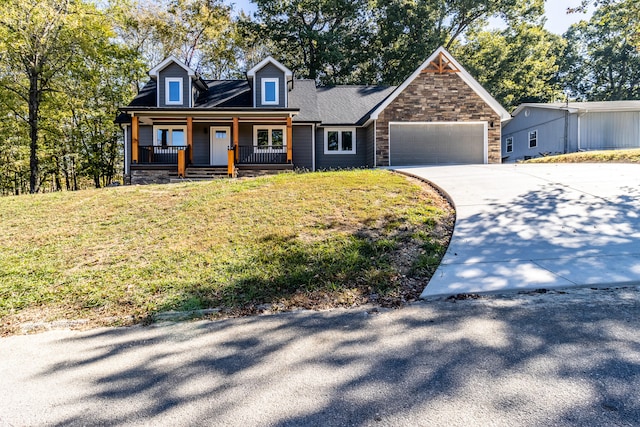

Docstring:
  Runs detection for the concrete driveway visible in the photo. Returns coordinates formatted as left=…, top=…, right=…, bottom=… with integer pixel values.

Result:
left=393, top=164, right=640, bottom=298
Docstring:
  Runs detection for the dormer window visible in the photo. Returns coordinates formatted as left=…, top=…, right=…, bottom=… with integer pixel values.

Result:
left=261, top=78, right=279, bottom=105
left=166, top=77, right=183, bottom=105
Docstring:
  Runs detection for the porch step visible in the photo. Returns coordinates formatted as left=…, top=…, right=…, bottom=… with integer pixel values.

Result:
left=184, top=167, right=229, bottom=179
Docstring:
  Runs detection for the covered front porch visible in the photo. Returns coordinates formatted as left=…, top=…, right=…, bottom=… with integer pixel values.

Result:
left=128, top=111, right=296, bottom=179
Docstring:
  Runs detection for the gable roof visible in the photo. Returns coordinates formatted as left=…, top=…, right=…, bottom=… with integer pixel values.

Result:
left=316, top=86, right=396, bottom=125
left=128, top=81, right=157, bottom=107
left=512, top=101, right=640, bottom=116
left=246, top=56, right=293, bottom=78
left=368, top=46, right=511, bottom=122
left=148, top=55, right=197, bottom=79
left=289, top=80, right=321, bottom=122
left=196, top=80, right=252, bottom=108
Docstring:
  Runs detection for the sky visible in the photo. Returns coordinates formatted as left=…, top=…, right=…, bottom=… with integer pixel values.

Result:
left=227, top=0, right=595, bottom=35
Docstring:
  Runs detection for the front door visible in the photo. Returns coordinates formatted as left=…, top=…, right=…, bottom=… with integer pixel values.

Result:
left=210, top=126, right=231, bottom=166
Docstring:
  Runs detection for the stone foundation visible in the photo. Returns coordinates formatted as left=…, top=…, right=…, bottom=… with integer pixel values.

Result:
left=130, top=168, right=175, bottom=185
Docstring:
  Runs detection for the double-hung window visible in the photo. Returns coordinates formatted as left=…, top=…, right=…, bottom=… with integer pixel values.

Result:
left=506, top=137, right=513, bottom=153
left=324, top=128, right=356, bottom=154
left=254, top=126, right=286, bottom=152
left=261, top=78, right=279, bottom=105
left=528, top=130, right=538, bottom=149
left=154, top=125, right=186, bottom=147
left=165, top=78, right=183, bottom=105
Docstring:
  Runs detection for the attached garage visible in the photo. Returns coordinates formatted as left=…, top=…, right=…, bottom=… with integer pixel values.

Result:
left=368, top=47, right=511, bottom=166
left=389, top=122, right=487, bottom=166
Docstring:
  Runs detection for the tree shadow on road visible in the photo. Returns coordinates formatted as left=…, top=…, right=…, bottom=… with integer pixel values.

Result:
left=15, top=287, right=640, bottom=426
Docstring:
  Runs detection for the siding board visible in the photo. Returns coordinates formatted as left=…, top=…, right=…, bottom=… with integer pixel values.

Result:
left=501, top=108, right=568, bottom=161
left=255, top=63, right=286, bottom=108
left=292, top=125, right=313, bottom=170
left=581, top=112, right=640, bottom=150
left=192, top=123, right=210, bottom=165
left=158, top=62, right=190, bottom=108
left=315, top=127, right=368, bottom=169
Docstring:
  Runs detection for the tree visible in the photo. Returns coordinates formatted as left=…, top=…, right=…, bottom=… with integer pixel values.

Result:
left=560, top=1, right=640, bottom=100
left=370, top=0, right=546, bottom=84
left=110, top=0, right=241, bottom=81
left=241, top=0, right=373, bottom=84
left=0, top=0, right=142, bottom=193
left=457, top=23, right=566, bottom=111
left=0, top=0, right=92, bottom=193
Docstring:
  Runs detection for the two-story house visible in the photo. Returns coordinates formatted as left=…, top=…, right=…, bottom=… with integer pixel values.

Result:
left=118, top=47, right=510, bottom=184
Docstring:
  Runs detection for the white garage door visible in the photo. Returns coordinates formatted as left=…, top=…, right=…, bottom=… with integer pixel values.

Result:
left=389, top=122, right=486, bottom=166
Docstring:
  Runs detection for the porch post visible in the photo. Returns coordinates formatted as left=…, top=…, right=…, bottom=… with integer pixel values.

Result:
left=233, top=117, right=239, bottom=163
left=286, top=116, right=293, bottom=163
left=227, top=149, right=235, bottom=177
left=132, top=116, right=139, bottom=164
left=186, top=117, right=193, bottom=163
left=178, top=149, right=186, bottom=178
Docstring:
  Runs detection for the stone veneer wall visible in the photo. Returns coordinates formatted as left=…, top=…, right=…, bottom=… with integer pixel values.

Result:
left=375, top=72, right=502, bottom=166
left=130, top=168, right=174, bottom=185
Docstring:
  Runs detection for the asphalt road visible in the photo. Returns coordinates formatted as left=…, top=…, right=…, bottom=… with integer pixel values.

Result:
left=1, top=286, right=639, bottom=426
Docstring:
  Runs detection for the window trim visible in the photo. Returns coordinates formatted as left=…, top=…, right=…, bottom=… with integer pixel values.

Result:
left=261, top=78, right=279, bottom=105
left=253, top=125, right=287, bottom=152
left=153, top=125, right=187, bottom=147
left=165, top=77, right=183, bottom=105
left=528, top=130, right=538, bottom=149
left=506, top=136, right=513, bottom=153
left=324, top=127, right=357, bottom=154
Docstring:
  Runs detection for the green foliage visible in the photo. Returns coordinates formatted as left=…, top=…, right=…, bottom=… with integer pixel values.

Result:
left=560, top=0, right=640, bottom=101
left=456, top=23, right=566, bottom=111
left=109, top=0, right=242, bottom=79
left=241, top=0, right=373, bottom=84
left=0, top=0, right=140, bottom=193
left=371, top=0, right=546, bottom=84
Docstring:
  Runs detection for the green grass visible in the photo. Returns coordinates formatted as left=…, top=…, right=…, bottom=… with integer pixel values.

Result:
left=0, top=170, right=453, bottom=333
left=525, top=148, right=640, bottom=164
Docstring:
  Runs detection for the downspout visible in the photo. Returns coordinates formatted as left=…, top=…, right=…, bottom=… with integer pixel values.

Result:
left=373, top=120, right=377, bottom=167
left=312, top=123, right=316, bottom=171
left=577, top=114, right=582, bottom=151
left=563, top=109, right=569, bottom=154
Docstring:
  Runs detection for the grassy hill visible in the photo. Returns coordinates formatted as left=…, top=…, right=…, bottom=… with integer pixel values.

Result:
left=0, top=170, right=454, bottom=335
left=525, top=148, right=640, bottom=163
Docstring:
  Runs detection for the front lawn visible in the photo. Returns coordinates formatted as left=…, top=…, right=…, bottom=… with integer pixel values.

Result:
left=525, top=148, right=640, bottom=163
left=0, top=170, right=454, bottom=334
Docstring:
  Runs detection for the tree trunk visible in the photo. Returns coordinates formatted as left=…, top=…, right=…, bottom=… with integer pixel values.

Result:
left=28, top=72, right=40, bottom=194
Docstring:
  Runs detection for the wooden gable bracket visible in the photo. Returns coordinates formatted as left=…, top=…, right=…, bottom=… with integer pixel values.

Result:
left=422, top=52, right=460, bottom=74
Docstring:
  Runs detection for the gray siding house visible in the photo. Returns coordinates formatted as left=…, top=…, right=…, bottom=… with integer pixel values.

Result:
left=119, top=48, right=509, bottom=184
left=502, top=101, right=640, bottom=162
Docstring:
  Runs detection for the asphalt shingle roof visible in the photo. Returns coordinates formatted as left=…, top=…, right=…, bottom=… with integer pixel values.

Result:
left=315, top=85, right=396, bottom=125
left=125, top=77, right=397, bottom=126
left=196, top=80, right=252, bottom=108
left=289, top=80, right=321, bottom=122
left=128, top=81, right=157, bottom=107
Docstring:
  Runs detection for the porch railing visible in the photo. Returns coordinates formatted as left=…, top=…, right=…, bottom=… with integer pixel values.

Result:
left=138, top=145, right=188, bottom=164
left=237, top=145, right=288, bottom=164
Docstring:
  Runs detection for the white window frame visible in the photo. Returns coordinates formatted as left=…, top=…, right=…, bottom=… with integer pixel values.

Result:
left=165, top=77, right=183, bottom=105
left=153, top=125, right=187, bottom=147
left=506, top=136, right=513, bottom=153
left=261, top=78, right=279, bottom=105
left=528, top=130, right=538, bottom=149
left=253, top=125, right=287, bottom=152
left=324, top=128, right=356, bottom=154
